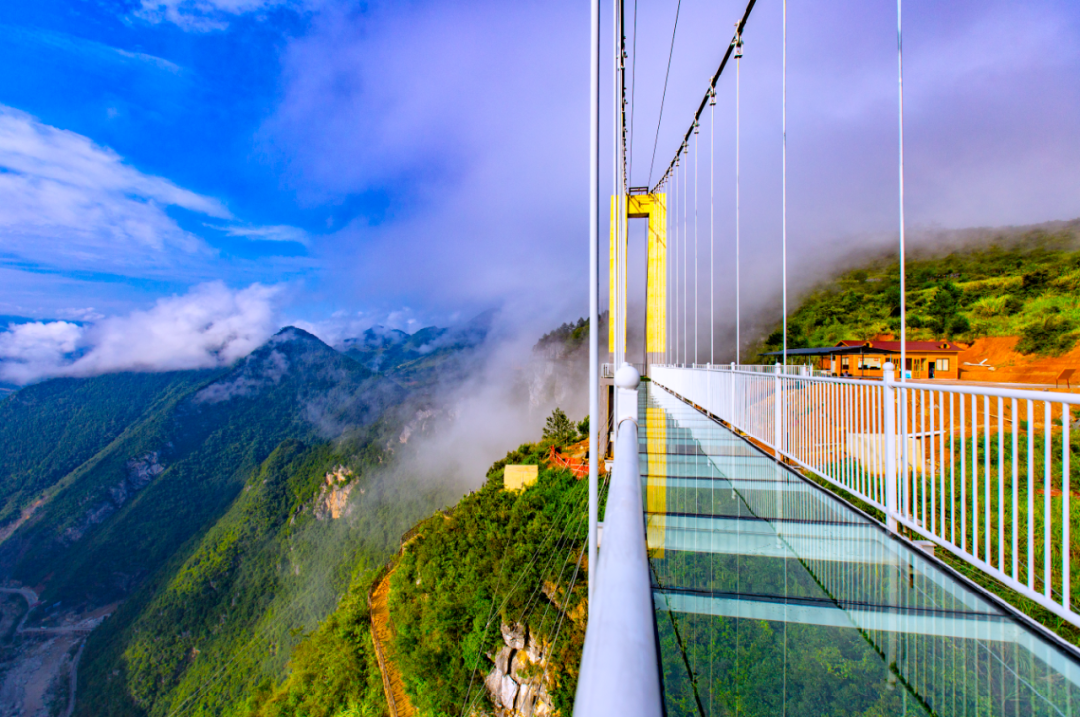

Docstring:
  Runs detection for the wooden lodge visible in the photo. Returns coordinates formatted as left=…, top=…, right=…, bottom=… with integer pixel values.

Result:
left=765, top=340, right=964, bottom=380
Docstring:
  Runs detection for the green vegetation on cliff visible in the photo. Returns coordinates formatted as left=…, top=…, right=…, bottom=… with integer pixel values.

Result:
left=389, top=441, right=592, bottom=715
left=77, top=418, right=450, bottom=717
left=760, top=225, right=1080, bottom=357
left=234, top=428, right=593, bottom=717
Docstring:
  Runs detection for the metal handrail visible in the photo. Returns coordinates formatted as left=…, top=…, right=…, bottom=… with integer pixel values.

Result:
left=574, top=405, right=663, bottom=716
left=651, top=362, right=1080, bottom=627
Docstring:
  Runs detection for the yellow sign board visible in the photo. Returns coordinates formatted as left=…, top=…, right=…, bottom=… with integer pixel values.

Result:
left=504, top=465, right=539, bottom=491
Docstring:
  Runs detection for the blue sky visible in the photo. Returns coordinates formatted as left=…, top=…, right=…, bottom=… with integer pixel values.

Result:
left=0, top=0, right=1079, bottom=382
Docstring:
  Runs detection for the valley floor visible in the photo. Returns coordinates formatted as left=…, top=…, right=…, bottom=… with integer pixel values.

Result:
left=0, top=588, right=112, bottom=717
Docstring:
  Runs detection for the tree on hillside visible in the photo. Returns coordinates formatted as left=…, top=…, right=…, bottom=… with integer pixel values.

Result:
left=927, top=281, right=963, bottom=337
left=543, top=408, right=576, bottom=445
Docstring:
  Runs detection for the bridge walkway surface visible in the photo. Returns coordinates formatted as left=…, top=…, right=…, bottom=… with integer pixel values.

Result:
left=639, top=382, right=1080, bottom=716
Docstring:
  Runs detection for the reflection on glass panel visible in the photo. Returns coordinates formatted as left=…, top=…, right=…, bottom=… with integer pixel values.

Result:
left=640, top=383, right=1080, bottom=717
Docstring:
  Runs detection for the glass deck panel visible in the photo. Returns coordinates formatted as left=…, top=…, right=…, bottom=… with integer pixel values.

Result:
left=639, top=382, right=1080, bottom=717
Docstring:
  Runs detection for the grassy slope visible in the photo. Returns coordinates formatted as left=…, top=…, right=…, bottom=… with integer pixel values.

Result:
left=757, top=225, right=1080, bottom=358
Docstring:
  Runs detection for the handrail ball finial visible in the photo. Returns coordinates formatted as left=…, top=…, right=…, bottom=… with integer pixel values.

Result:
left=615, top=363, right=641, bottom=390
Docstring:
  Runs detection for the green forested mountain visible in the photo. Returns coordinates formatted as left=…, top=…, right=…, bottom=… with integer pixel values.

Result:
left=1, top=327, right=406, bottom=608
left=0, top=313, right=589, bottom=716
left=0, top=371, right=213, bottom=530
left=758, top=222, right=1080, bottom=357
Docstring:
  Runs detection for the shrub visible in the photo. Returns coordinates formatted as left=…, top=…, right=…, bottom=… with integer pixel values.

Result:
left=972, top=295, right=1008, bottom=318
left=947, top=315, right=971, bottom=337
left=1016, top=316, right=1078, bottom=355
left=1021, top=269, right=1050, bottom=297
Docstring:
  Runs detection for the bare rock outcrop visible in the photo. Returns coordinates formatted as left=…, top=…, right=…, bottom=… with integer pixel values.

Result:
left=61, top=452, right=165, bottom=545
left=313, top=466, right=355, bottom=520
left=482, top=622, right=555, bottom=717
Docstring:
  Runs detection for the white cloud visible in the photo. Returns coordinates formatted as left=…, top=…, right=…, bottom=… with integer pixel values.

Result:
left=135, top=0, right=295, bottom=31
left=0, top=106, right=311, bottom=279
left=0, top=282, right=283, bottom=385
left=212, top=224, right=310, bottom=245
left=0, top=105, right=228, bottom=271
left=0, top=321, right=83, bottom=383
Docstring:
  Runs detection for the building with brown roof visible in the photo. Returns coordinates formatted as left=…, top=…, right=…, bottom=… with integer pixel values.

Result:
left=826, top=340, right=963, bottom=379
left=764, top=339, right=964, bottom=379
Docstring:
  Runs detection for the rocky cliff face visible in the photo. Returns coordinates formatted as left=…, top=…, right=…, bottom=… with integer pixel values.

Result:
left=313, top=465, right=355, bottom=520
left=61, top=452, right=165, bottom=545
left=482, top=622, right=555, bottom=717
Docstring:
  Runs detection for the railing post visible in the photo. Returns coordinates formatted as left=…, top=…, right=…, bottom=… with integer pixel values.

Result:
left=883, top=361, right=899, bottom=532
left=774, top=362, right=783, bottom=458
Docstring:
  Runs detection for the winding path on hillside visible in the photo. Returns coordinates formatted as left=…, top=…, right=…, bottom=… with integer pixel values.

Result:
left=370, top=569, right=416, bottom=717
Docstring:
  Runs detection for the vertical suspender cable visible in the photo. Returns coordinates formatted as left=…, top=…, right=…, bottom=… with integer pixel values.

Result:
left=735, top=40, right=742, bottom=366
left=694, top=125, right=699, bottom=366
left=897, top=0, right=907, bottom=381
left=781, top=0, right=788, bottom=370
left=734, top=30, right=743, bottom=367
left=683, top=148, right=688, bottom=366
left=674, top=164, right=679, bottom=365
left=710, top=91, right=715, bottom=366
left=612, top=0, right=619, bottom=375
left=587, top=0, right=599, bottom=607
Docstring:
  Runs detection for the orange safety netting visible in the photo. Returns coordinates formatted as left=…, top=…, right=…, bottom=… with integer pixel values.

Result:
left=547, top=445, right=591, bottom=478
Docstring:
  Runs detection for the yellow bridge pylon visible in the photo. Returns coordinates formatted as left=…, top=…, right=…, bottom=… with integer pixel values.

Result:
left=609, top=192, right=666, bottom=364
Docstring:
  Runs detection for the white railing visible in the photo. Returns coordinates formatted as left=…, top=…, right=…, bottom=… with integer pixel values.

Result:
left=651, top=362, right=1080, bottom=628
left=576, top=368, right=663, bottom=717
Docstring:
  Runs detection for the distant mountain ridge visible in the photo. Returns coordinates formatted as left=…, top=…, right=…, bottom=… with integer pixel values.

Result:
left=341, top=309, right=495, bottom=386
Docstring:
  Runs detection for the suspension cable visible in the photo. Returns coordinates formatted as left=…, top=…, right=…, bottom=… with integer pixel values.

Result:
left=652, top=0, right=758, bottom=193
left=647, top=0, right=683, bottom=187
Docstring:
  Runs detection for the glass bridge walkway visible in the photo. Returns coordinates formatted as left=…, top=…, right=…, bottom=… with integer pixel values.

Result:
left=639, top=381, right=1080, bottom=716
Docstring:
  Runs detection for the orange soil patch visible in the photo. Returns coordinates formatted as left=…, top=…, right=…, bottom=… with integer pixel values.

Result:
left=370, top=570, right=416, bottom=717
left=958, top=336, right=1080, bottom=388
left=1036, top=488, right=1080, bottom=499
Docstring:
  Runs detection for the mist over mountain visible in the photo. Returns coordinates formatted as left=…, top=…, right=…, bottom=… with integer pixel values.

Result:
left=0, top=308, right=584, bottom=715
